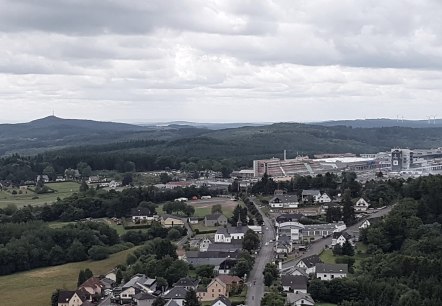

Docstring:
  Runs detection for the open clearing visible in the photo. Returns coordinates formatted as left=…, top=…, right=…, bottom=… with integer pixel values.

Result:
left=0, top=181, right=80, bottom=208
left=158, top=197, right=240, bottom=218
left=0, top=247, right=136, bottom=306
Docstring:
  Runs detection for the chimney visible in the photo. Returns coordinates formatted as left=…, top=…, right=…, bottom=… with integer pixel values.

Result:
left=284, top=150, right=287, bottom=161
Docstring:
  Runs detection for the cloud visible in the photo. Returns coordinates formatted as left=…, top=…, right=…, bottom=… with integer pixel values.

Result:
left=0, top=0, right=441, bottom=123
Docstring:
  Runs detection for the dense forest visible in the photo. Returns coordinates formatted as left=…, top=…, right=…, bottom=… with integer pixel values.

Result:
left=310, top=175, right=442, bottom=306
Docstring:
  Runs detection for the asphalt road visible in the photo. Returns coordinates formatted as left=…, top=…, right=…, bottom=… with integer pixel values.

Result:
left=282, top=205, right=394, bottom=269
left=246, top=198, right=276, bottom=306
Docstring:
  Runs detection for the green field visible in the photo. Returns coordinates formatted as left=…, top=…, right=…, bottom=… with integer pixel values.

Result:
left=0, top=247, right=136, bottom=306
left=157, top=198, right=239, bottom=218
left=320, top=242, right=368, bottom=270
left=0, top=181, right=80, bottom=208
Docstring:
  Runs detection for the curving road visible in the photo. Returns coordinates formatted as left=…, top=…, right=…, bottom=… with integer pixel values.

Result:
left=246, top=197, right=276, bottom=306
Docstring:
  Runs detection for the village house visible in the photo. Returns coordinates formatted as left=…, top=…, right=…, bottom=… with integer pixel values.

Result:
left=275, top=234, right=293, bottom=254
left=204, top=213, right=228, bottom=227
left=197, top=275, right=242, bottom=302
left=161, top=215, right=185, bottom=228
left=355, top=198, right=370, bottom=212
left=133, top=292, right=156, bottom=306
left=315, top=263, right=348, bottom=280
left=188, top=217, right=199, bottom=224
left=36, top=174, right=50, bottom=183
left=57, top=290, right=87, bottom=306
left=78, top=277, right=104, bottom=297
left=296, top=255, right=323, bottom=274
left=185, top=250, right=241, bottom=267
left=173, top=277, right=200, bottom=290
left=162, top=287, right=188, bottom=306
left=199, top=237, right=213, bottom=252
left=216, top=258, right=237, bottom=275
left=359, top=216, right=382, bottom=229
left=281, top=275, right=308, bottom=293
left=331, top=231, right=353, bottom=247
left=318, top=193, right=332, bottom=203
left=211, top=296, right=232, bottom=306
left=281, top=266, right=309, bottom=278
left=207, top=241, right=242, bottom=253
left=301, top=190, right=321, bottom=203
left=269, top=194, right=300, bottom=211
left=275, top=213, right=304, bottom=226
left=286, top=293, right=315, bottom=306
left=214, top=226, right=248, bottom=243
left=131, top=207, right=157, bottom=223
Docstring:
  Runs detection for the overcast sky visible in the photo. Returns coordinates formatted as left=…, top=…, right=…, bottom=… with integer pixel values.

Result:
left=0, top=0, right=441, bottom=123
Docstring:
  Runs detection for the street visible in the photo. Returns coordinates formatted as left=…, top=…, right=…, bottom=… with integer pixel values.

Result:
left=246, top=199, right=276, bottom=306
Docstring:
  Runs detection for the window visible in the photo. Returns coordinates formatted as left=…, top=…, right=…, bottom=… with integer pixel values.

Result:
left=212, top=289, right=214, bottom=292
left=331, top=275, right=334, bottom=279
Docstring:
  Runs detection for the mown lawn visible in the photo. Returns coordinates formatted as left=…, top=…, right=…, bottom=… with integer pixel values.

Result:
left=0, top=247, right=136, bottom=306
left=0, top=181, right=80, bottom=208
left=320, top=242, right=368, bottom=270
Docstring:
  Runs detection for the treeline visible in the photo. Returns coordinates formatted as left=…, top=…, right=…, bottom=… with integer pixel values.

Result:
left=310, top=175, right=442, bottom=306
left=0, top=221, right=120, bottom=275
left=0, top=186, right=221, bottom=223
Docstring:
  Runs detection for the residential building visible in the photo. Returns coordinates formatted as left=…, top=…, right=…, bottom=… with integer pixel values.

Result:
left=280, top=266, right=308, bottom=278
left=281, top=275, right=308, bottom=293
left=173, top=277, right=200, bottom=290
left=199, top=237, right=213, bottom=252
left=277, top=221, right=304, bottom=243
left=359, top=217, right=382, bottom=229
left=318, top=193, right=332, bottom=203
left=133, top=292, right=156, bottom=306
left=315, top=263, right=348, bottom=280
left=207, top=241, right=242, bottom=253
left=211, top=296, right=232, bottom=306
left=355, top=198, right=370, bottom=212
left=331, top=231, right=353, bottom=247
left=301, top=190, right=321, bottom=203
left=205, top=213, right=228, bottom=227
left=131, top=207, right=157, bottom=223
left=296, top=255, right=322, bottom=274
left=269, top=195, right=300, bottom=210
left=161, top=215, right=185, bottom=228
left=188, top=217, right=199, bottom=224
left=36, top=175, right=50, bottom=183
left=216, top=259, right=237, bottom=275
left=57, top=291, right=86, bottom=306
left=214, top=226, right=248, bottom=243
left=185, top=250, right=241, bottom=267
left=162, top=287, right=188, bottom=306
left=302, top=222, right=346, bottom=242
left=286, top=293, right=315, bottom=306
left=275, top=235, right=293, bottom=254
left=275, top=213, right=303, bottom=226
left=197, top=275, right=242, bottom=302
left=78, top=277, right=104, bottom=296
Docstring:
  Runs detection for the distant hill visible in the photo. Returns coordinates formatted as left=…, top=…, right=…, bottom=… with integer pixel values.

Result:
left=2, top=117, right=442, bottom=161
left=315, top=118, right=442, bottom=128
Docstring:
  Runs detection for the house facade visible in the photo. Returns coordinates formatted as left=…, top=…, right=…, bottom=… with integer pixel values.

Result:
left=205, top=213, right=228, bottom=227
left=131, top=207, right=156, bottom=223
left=355, top=198, right=370, bottom=212
left=214, top=226, right=248, bottom=243
left=286, top=293, right=315, bottom=306
left=281, top=275, right=308, bottom=293
left=57, top=291, right=86, bottom=306
left=269, top=195, right=300, bottom=210
left=197, top=276, right=241, bottom=302
left=296, top=255, right=323, bottom=274
left=161, top=215, right=185, bottom=228
left=331, top=231, right=353, bottom=247
left=301, top=190, right=321, bottom=202
left=318, top=193, right=332, bottom=203
left=315, top=263, right=348, bottom=280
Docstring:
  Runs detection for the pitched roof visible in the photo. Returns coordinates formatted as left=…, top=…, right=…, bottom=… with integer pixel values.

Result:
left=302, top=189, right=321, bottom=196
left=276, top=213, right=304, bottom=223
left=205, top=213, right=226, bottom=221
left=316, top=263, right=348, bottom=274
left=282, top=266, right=309, bottom=278
left=163, top=287, right=188, bottom=299
left=165, top=300, right=181, bottom=306
left=79, top=276, right=104, bottom=290
left=57, top=291, right=76, bottom=303
left=207, top=242, right=242, bottom=253
left=270, top=195, right=299, bottom=203
left=133, top=292, right=156, bottom=301
left=299, top=255, right=322, bottom=268
left=215, top=226, right=249, bottom=235
left=286, top=293, right=315, bottom=305
left=332, top=231, right=351, bottom=239
left=212, top=295, right=232, bottom=306
left=173, top=277, right=200, bottom=288
left=216, top=275, right=242, bottom=286
left=281, top=275, right=308, bottom=290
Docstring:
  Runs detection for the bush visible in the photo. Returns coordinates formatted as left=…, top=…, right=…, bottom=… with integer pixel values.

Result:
left=107, top=242, right=134, bottom=254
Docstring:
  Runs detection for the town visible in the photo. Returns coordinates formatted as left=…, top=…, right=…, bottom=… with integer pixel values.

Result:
left=1, top=146, right=439, bottom=306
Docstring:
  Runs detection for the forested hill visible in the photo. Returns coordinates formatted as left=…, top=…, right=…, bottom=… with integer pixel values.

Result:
left=2, top=117, right=442, bottom=161
left=315, top=118, right=442, bottom=128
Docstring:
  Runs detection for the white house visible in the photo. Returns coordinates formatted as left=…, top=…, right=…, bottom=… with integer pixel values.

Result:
left=355, top=198, right=370, bottom=212
left=199, top=238, right=212, bottom=252
left=286, top=293, right=315, bottom=306
left=301, top=190, right=321, bottom=203
left=318, top=193, right=332, bottom=203
left=214, top=226, right=248, bottom=243
left=131, top=207, right=156, bottom=223
left=269, top=195, right=299, bottom=210
left=315, top=263, right=348, bottom=280
left=211, top=296, right=232, bottom=306
left=359, top=217, right=382, bottom=229
left=296, top=255, right=322, bottom=275
left=281, top=275, right=308, bottom=293
left=109, top=180, right=120, bottom=189
left=331, top=231, right=353, bottom=247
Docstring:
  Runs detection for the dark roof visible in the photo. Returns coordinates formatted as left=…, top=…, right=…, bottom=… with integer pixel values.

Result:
left=207, top=242, right=242, bottom=253
left=163, top=287, right=188, bottom=299
left=173, top=277, right=199, bottom=288
left=186, top=250, right=241, bottom=259
left=216, top=226, right=249, bottom=235
left=281, top=275, right=308, bottom=290
left=134, top=292, right=156, bottom=300
left=57, top=291, right=75, bottom=303
left=316, top=263, right=348, bottom=274
left=80, top=276, right=104, bottom=289
left=212, top=295, right=232, bottom=306
left=270, top=195, right=299, bottom=203
left=276, top=213, right=304, bottom=223
left=165, top=301, right=180, bottom=306
left=219, top=259, right=238, bottom=269
left=205, top=213, right=226, bottom=221
left=302, top=189, right=321, bottom=196
left=367, top=216, right=382, bottom=224
left=300, top=255, right=322, bottom=268
left=332, top=231, right=351, bottom=239
left=131, top=207, right=153, bottom=216
left=287, top=293, right=315, bottom=305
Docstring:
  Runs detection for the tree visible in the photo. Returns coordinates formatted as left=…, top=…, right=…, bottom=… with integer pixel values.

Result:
left=167, top=228, right=182, bottom=240
left=88, top=246, right=109, bottom=260
left=264, top=272, right=273, bottom=286
left=341, top=240, right=355, bottom=256
left=51, top=289, right=60, bottom=306
left=84, top=268, right=93, bottom=279
left=326, top=206, right=342, bottom=222
left=153, top=297, right=166, bottom=306
left=116, top=269, right=123, bottom=285
left=211, top=204, right=223, bottom=214
left=77, top=270, right=86, bottom=287
left=184, top=289, right=200, bottom=306
left=195, top=265, right=214, bottom=279
left=243, top=229, right=260, bottom=252
left=261, top=292, right=285, bottom=306
left=160, top=173, right=172, bottom=184
left=67, top=240, right=87, bottom=262
left=77, top=162, right=92, bottom=178
left=43, top=165, right=56, bottom=181
left=126, top=253, right=137, bottom=265
left=122, top=174, right=133, bottom=186
left=79, top=181, right=89, bottom=192
left=342, top=189, right=356, bottom=226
